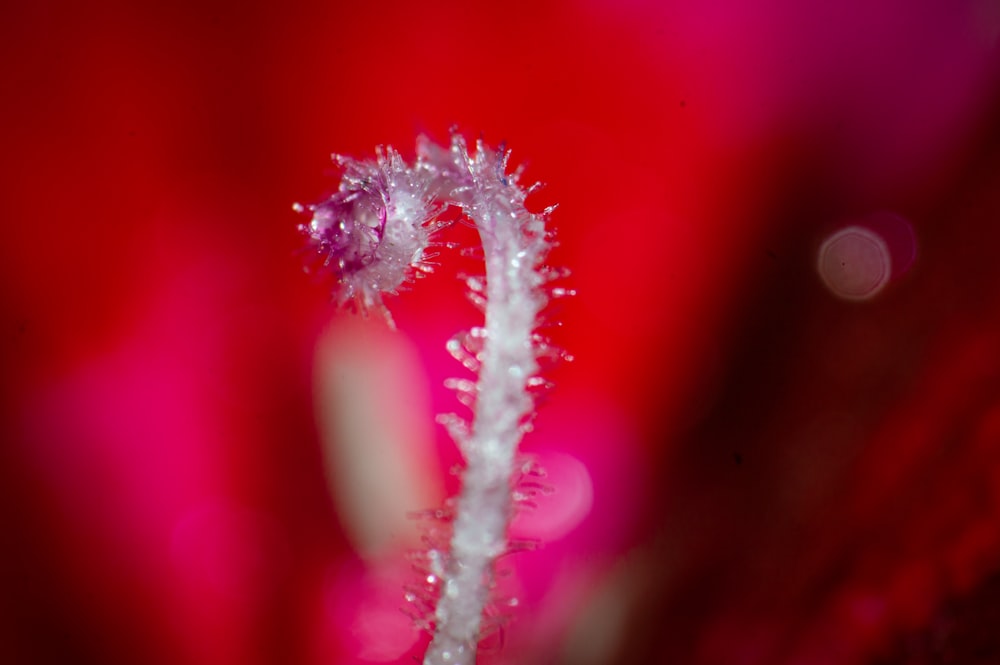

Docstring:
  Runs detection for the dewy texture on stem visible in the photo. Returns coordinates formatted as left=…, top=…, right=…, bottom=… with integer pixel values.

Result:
left=297, top=131, right=563, bottom=665
left=294, top=144, right=443, bottom=318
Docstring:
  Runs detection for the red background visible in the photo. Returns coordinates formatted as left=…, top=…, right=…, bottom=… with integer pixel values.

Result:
left=3, top=0, right=1000, bottom=663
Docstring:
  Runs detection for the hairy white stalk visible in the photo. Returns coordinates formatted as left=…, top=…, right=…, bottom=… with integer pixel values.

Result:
left=422, top=137, right=550, bottom=665
left=297, top=131, right=559, bottom=665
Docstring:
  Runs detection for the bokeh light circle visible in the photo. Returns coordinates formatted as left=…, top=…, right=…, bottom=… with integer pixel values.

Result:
left=818, top=225, right=892, bottom=301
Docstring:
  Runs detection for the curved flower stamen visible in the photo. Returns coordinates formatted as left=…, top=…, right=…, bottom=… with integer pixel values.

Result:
left=298, top=131, right=568, bottom=665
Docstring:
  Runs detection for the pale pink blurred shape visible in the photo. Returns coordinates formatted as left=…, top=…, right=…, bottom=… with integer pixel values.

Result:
left=313, top=317, right=442, bottom=560
left=496, top=396, right=647, bottom=663
left=818, top=226, right=892, bottom=300
left=324, top=561, right=422, bottom=662
left=509, top=451, right=594, bottom=543
left=817, top=213, right=916, bottom=301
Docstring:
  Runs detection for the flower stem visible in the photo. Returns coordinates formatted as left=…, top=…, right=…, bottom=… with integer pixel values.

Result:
left=423, top=139, right=549, bottom=664
left=297, top=132, right=558, bottom=665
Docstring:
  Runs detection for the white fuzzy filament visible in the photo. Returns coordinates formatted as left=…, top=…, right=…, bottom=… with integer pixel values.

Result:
left=422, top=136, right=550, bottom=665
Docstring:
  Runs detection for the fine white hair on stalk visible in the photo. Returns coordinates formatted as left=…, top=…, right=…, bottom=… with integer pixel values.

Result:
left=297, top=130, right=566, bottom=665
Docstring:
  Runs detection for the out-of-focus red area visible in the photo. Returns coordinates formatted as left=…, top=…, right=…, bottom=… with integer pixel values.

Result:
left=2, top=1, right=1000, bottom=663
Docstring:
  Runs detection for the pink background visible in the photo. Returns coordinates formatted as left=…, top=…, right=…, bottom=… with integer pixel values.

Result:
left=3, top=0, right=1000, bottom=663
